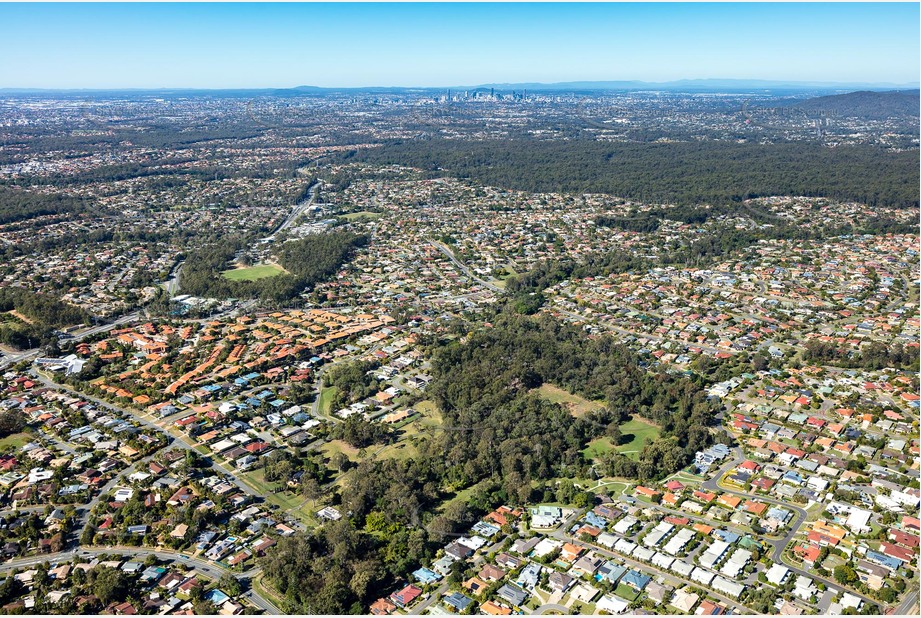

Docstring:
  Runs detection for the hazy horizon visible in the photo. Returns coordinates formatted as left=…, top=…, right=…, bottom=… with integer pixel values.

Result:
left=1, top=78, right=919, bottom=94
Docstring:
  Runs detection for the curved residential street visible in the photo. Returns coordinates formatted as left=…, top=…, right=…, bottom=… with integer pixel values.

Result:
left=0, top=547, right=281, bottom=614
left=533, top=603, right=571, bottom=614
left=700, top=443, right=876, bottom=608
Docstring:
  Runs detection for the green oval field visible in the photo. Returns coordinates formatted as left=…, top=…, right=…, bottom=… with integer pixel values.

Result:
left=221, top=263, right=288, bottom=281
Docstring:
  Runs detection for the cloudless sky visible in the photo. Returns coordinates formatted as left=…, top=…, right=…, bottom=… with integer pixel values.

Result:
left=1, top=2, right=918, bottom=89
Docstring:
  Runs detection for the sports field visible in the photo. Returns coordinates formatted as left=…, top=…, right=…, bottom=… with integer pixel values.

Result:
left=221, top=263, right=287, bottom=281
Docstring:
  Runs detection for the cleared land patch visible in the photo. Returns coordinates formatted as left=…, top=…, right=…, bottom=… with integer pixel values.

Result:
left=414, top=400, right=443, bottom=427
left=535, top=383, right=605, bottom=417
left=0, top=432, right=32, bottom=450
left=319, top=439, right=362, bottom=463
left=318, top=385, right=339, bottom=416
left=221, top=262, right=287, bottom=281
left=6, top=310, right=34, bottom=325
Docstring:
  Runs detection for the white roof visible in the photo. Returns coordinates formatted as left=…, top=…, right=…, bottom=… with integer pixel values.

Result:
left=712, top=576, right=745, bottom=598
left=613, top=515, right=638, bottom=534
left=615, top=538, right=637, bottom=554
left=113, top=488, right=134, bottom=501
left=841, top=593, right=862, bottom=609
left=596, top=595, right=629, bottom=614
left=690, top=567, right=714, bottom=585
left=211, top=439, right=236, bottom=452
left=596, top=532, right=617, bottom=548
left=652, top=552, right=674, bottom=569
left=671, top=560, right=695, bottom=578
left=663, top=528, right=695, bottom=555
left=766, top=563, right=791, bottom=585
left=698, top=539, right=730, bottom=569
left=570, top=583, right=600, bottom=603
left=531, top=538, right=561, bottom=558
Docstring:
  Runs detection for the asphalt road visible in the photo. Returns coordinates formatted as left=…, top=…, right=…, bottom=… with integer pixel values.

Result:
left=164, top=261, right=184, bottom=297
left=548, top=508, right=759, bottom=613
left=28, top=369, right=259, bottom=499
left=533, top=603, right=570, bottom=614
left=260, top=183, right=318, bottom=242
left=0, top=311, right=142, bottom=370
left=893, top=588, right=919, bottom=615
left=430, top=240, right=503, bottom=293
left=0, top=547, right=281, bottom=614
left=699, top=443, right=878, bottom=608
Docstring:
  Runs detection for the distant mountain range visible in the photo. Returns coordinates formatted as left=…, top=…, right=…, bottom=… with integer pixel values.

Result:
left=278, top=79, right=921, bottom=95
left=461, top=79, right=921, bottom=93
left=786, top=90, right=920, bottom=119
left=2, top=79, right=918, bottom=97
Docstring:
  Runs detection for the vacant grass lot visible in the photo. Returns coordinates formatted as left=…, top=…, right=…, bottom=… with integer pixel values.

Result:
left=535, top=383, right=605, bottom=417
left=414, top=400, right=443, bottom=427
left=221, top=262, right=287, bottom=281
left=616, top=418, right=661, bottom=458
left=437, top=479, right=491, bottom=514
left=582, top=436, right=616, bottom=460
left=319, top=439, right=362, bottom=462
left=371, top=416, right=424, bottom=462
left=0, top=432, right=32, bottom=450
left=239, top=468, right=318, bottom=528
left=318, top=385, right=339, bottom=416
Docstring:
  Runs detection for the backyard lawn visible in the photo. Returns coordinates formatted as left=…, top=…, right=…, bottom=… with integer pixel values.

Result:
left=614, top=584, right=640, bottom=602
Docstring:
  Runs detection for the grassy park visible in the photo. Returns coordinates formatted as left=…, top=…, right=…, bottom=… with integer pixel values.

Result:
left=582, top=417, right=661, bottom=461
left=221, top=262, right=287, bottom=281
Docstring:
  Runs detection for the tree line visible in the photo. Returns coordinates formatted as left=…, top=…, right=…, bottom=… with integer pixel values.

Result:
left=0, top=186, right=89, bottom=225
left=0, top=286, right=89, bottom=327
left=596, top=202, right=917, bottom=239
left=259, top=312, right=723, bottom=614
left=179, top=230, right=367, bottom=302
left=504, top=249, right=649, bottom=314
left=427, top=313, right=720, bottom=484
left=346, top=138, right=920, bottom=209
left=0, top=286, right=90, bottom=349
left=804, top=340, right=919, bottom=372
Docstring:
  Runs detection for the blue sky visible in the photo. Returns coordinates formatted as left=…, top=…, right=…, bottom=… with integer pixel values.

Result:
left=1, top=2, right=918, bottom=88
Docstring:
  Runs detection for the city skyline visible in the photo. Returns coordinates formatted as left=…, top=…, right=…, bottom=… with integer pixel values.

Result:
left=1, top=2, right=919, bottom=89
